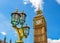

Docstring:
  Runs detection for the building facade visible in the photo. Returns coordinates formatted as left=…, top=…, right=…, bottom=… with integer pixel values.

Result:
left=0, top=37, right=11, bottom=43
left=33, top=7, right=47, bottom=43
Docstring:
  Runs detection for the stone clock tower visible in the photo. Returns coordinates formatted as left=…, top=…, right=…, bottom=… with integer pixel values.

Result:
left=33, top=7, right=47, bottom=43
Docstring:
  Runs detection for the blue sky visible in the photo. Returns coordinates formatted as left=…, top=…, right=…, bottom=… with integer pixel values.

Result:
left=0, top=0, right=60, bottom=43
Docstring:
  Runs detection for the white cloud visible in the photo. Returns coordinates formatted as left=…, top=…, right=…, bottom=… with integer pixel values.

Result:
left=1, top=32, right=6, bottom=35
left=24, top=1, right=27, bottom=4
left=23, top=0, right=44, bottom=10
left=48, top=38, right=60, bottom=43
left=24, top=0, right=29, bottom=4
left=56, top=0, right=60, bottom=4
left=30, top=0, right=44, bottom=10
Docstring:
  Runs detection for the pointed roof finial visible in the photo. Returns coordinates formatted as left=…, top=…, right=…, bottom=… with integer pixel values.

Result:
left=4, top=36, right=6, bottom=40
left=25, top=23, right=28, bottom=26
left=25, top=23, right=30, bottom=29
left=36, top=3, right=42, bottom=15
left=38, top=3, right=40, bottom=10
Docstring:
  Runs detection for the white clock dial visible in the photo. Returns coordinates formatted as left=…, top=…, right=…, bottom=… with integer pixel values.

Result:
left=36, top=20, right=42, bottom=25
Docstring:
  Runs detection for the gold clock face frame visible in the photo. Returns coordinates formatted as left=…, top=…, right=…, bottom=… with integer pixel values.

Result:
left=36, top=19, right=42, bottom=25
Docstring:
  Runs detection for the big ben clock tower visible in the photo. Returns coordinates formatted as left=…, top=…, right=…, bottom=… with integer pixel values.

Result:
left=33, top=7, right=47, bottom=43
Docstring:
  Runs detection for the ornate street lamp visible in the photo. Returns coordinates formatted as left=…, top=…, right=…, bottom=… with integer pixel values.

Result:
left=23, top=24, right=30, bottom=38
left=19, top=10, right=26, bottom=27
left=11, top=9, right=20, bottom=26
left=11, top=9, right=30, bottom=43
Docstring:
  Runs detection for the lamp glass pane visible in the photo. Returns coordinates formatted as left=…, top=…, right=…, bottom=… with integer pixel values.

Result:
left=19, top=13, right=26, bottom=24
left=19, top=16, right=25, bottom=24
left=22, top=14, right=25, bottom=20
left=24, top=28, right=29, bottom=36
left=21, top=14, right=26, bottom=20
left=11, top=14, right=19, bottom=26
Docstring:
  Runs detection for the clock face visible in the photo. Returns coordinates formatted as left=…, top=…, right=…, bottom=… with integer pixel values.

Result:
left=36, top=20, right=42, bottom=25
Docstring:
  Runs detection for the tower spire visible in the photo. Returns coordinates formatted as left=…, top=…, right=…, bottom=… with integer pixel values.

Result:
left=38, top=3, right=40, bottom=10
left=36, top=3, right=42, bottom=15
left=4, top=36, right=6, bottom=43
left=10, top=39, right=12, bottom=43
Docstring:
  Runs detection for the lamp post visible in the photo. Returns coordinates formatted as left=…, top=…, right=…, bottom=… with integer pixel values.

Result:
left=11, top=9, right=30, bottom=43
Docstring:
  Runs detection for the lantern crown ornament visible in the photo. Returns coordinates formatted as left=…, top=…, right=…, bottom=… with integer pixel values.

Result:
left=20, top=10, right=26, bottom=16
left=16, top=9, right=18, bottom=13
left=11, top=9, right=20, bottom=16
left=25, top=23, right=30, bottom=29
left=21, top=10, right=24, bottom=14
